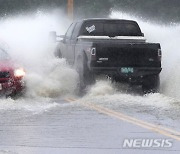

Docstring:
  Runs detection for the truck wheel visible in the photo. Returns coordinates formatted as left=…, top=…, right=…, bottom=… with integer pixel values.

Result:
left=54, top=49, right=62, bottom=58
left=76, top=56, right=95, bottom=93
left=142, top=75, right=160, bottom=94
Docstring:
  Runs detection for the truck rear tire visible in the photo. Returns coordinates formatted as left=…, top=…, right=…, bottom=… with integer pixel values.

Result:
left=142, top=75, right=160, bottom=94
left=76, top=56, right=95, bottom=94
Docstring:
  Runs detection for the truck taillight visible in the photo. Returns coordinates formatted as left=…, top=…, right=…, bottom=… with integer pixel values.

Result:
left=158, top=49, right=162, bottom=61
left=91, top=48, right=96, bottom=56
left=86, top=47, right=96, bottom=60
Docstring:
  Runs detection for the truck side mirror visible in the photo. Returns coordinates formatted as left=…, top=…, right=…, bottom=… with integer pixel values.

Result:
left=142, top=33, right=144, bottom=37
left=59, top=35, right=65, bottom=43
left=49, top=31, right=57, bottom=42
left=59, top=35, right=65, bottom=39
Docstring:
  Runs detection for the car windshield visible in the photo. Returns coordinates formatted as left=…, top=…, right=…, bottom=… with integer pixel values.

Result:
left=81, top=21, right=142, bottom=36
left=0, top=48, right=10, bottom=60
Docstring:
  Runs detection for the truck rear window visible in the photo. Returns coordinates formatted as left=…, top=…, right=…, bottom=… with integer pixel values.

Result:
left=81, top=22, right=142, bottom=37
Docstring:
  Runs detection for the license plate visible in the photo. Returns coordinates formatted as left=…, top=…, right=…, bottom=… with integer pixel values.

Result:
left=121, top=67, right=134, bottom=74
left=0, top=84, right=2, bottom=90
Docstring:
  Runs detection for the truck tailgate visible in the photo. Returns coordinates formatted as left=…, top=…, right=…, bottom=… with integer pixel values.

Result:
left=93, top=43, right=161, bottom=68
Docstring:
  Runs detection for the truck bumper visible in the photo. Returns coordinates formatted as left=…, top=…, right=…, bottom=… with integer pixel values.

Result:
left=91, top=67, right=162, bottom=76
left=91, top=67, right=162, bottom=84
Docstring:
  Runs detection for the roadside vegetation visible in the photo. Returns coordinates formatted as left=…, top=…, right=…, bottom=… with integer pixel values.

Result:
left=0, top=0, right=179, bottom=23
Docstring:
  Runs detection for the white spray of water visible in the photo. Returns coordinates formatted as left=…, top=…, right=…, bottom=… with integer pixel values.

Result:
left=0, top=11, right=79, bottom=112
left=87, top=80, right=115, bottom=97
left=26, top=58, right=79, bottom=98
left=0, top=97, right=59, bottom=114
left=0, top=10, right=179, bottom=113
left=0, top=11, right=79, bottom=99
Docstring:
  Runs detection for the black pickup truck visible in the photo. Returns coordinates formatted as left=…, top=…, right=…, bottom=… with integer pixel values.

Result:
left=51, top=18, right=162, bottom=93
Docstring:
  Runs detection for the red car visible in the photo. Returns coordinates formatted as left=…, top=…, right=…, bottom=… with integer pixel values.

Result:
left=0, top=47, right=25, bottom=96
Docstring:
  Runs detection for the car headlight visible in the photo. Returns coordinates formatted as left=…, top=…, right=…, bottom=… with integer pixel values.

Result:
left=14, top=68, right=25, bottom=77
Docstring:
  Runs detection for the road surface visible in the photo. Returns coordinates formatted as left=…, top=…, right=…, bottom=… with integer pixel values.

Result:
left=0, top=94, right=179, bottom=154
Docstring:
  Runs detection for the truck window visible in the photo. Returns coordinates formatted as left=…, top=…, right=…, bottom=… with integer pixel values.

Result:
left=72, top=22, right=81, bottom=40
left=65, top=23, right=76, bottom=39
left=81, top=22, right=103, bottom=36
left=104, top=23, right=142, bottom=36
left=80, top=21, right=142, bottom=36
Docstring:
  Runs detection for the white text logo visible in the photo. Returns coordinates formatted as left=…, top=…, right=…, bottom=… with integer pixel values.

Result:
left=123, top=139, right=173, bottom=148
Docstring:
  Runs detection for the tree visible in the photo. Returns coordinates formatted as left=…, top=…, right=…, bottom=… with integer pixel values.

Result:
left=0, top=0, right=180, bottom=23
left=74, top=0, right=113, bottom=19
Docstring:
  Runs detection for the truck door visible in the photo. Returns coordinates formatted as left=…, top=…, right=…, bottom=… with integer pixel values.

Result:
left=70, top=22, right=81, bottom=65
left=62, top=23, right=75, bottom=63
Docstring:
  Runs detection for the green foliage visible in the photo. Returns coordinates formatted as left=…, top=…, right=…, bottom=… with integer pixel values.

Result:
left=112, top=0, right=180, bottom=22
left=0, top=0, right=180, bottom=22
left=74, top=0, right=113, bottom=18
left=0, top=0, right=67, bottom=16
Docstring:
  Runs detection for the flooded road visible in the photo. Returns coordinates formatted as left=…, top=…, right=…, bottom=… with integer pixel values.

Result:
left=0, top=87, right=179, bottom=154
left=81, top=81, right=180, bottom=132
